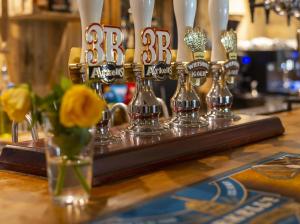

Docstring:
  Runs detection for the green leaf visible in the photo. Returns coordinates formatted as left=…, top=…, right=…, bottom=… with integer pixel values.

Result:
left=52, top=128, right=91, bottom=159
left=60, top=77, right=72, bottom=91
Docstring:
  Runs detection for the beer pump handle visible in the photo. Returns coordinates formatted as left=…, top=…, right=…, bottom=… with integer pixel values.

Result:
left=208, top=0, right=229, bottom=62
left=77, top=0, right=104, bottom=63
left=129, top=0, right=155, bottom=64
left=173, top=0, right=197, bottom=63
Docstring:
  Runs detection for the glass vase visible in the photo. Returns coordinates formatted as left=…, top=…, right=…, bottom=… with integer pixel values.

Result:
left=43, top=118, right=94, bottom=205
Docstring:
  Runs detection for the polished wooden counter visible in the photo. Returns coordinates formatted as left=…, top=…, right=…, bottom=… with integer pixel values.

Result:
left=0, top=109, right=300, bottom=223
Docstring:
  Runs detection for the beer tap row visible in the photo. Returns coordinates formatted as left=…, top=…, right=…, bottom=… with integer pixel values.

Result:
left=69, top=0, right=240, bottom=144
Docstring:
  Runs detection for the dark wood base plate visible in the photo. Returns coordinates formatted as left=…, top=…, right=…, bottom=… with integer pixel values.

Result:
left=0, top=114, right=284, bottom=186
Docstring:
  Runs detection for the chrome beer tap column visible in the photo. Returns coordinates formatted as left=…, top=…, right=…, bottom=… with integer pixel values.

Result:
left=126, top=64, right=167, bottom=135
left=170, top=0, right=208, bottom=128
left=125, top=0, right=171, bottom=136
left=206, top=62, right=235, bottom=120
left=206, top=0, right=240, bottom=121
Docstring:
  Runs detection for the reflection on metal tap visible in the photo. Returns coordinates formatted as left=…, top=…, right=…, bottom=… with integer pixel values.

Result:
left=12, top=114, right=38, bottom=143
left=125, top=133, right=161, bottom=146
left=156, top=97, right=170, bottom=119
left=172, top=126, right=203, bottom=137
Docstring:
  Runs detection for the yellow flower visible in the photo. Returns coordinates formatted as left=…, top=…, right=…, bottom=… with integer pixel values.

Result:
left=1, top=85, right=31, bottom=122
left=60, top=85, right=106, bottom=128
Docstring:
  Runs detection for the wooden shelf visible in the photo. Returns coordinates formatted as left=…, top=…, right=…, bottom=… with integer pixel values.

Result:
left=9, top=12, right=80, bottom=22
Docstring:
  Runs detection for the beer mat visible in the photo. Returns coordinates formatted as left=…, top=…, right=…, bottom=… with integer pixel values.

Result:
left=94, top=152, right=300, bottom=224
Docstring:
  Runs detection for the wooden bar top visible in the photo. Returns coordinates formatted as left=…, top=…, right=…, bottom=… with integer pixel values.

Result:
left=0, top=109, right=299, bottom=223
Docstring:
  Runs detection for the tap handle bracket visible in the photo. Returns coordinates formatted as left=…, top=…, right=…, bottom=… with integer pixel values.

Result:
left=220, top=29, right=239, bottom=84
left=85, top=23, right=125, bottom=84
left=141, top=27, right=172, bottom=81
left=184, top=27, right=209, bottom=86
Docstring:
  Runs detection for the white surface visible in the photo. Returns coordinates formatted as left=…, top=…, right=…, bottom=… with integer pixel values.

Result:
left=129, top=0, right=155, bottom=64
left=238, top=38, right=297, bottom=51
left=77, top=0, right=104, bottom=63
left=141, top=29, right=172, bottom=65
left=229, top=0, right=245, bottom=16
left=156, top=30, right=171, bottom=64
left=0, top=0, right=33, bottom=16
left=209, top=0, right=229, bottom=62
left=142, top=28, right=157, bottom=64
left=85, top=24, right=104, bottom=65
left=104, top=27, right=124, bottom=65
left=173, top=0, right=197, bottom=62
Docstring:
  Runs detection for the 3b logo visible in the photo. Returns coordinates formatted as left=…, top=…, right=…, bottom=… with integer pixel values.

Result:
left=85, top=23, right=124, bottom=67
left=141, top=27, right=172, bottom=65
left=141, top=27, right=172, bottom=81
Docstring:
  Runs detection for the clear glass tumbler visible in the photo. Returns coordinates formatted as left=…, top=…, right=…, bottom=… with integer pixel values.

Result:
left=44, top=118, right=94, bottom=205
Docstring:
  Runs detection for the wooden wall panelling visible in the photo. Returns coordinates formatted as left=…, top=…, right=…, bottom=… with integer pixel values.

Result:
left=102, top=0, right=110, bottom=25
left=50, top=21, right=81, bottom=86
left=8, top=19, right=66, bottom=94
left=102, top=0, right=121, bottom=26
left=162, top=0, right=174, bottom=42
left=110, top=0, right=121, bottom=26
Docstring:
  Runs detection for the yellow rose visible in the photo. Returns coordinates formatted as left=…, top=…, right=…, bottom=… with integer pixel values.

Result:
left=60, top=85, right=106, bottom=128
left=1, top=85, right=31, bottom=122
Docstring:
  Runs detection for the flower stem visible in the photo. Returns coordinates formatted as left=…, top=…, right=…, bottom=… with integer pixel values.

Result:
left=73, top=165, right=91, bottom=194
left=54, top=160, right=66, bottom=196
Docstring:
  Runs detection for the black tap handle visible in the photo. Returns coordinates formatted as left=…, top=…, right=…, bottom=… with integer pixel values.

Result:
left=264, top=0, right=272, bottom=24
left=296, top=29, right=300, bottom=52
left=249, top=0, right=256, bottom=23
left=287, top=14, right=291, bottom=26
left=265, top=8, right=270, bottom=24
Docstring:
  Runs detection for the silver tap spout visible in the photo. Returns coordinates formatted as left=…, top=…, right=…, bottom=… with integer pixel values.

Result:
left=110, top=103, right=130, bottom=126
left=12, top=114, right=39, bottom=143
left=156, top=97, right=170, bottom=119
left=110, top=99, right=168, bottom=126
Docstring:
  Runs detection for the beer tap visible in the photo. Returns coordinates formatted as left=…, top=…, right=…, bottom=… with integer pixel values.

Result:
left=206, top=0, right=240, bottom=121
left=250, top=0, right=271, bottom=24
left=125, top=0, right=172, bottom=136
left=169, top=0, right=208, bottom=128
left=250, top=0, right=300, bottom=25
left=76, top=0, right=128, bottom=145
